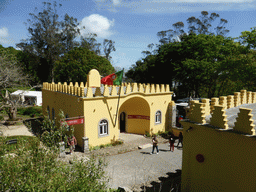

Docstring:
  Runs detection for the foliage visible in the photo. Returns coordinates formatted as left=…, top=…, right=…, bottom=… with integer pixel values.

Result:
left=239, top=26, right=256, bottom=50
left=80, top=33, right=116, bottom=61
left=145, top=131, right=151, bottom=137
left=89, top=140, right=123, bottom=151
left=155, top=11, right=229, bottom=47
left=0, top=136, right=110, bottom=191
left=15, top=1, right=116, bottom=83
left=17, top=106, right=43, bottom=117
left=127, top=32, right=254, bottom=98
left=40, top=110, right=71, bottom=148
left=0, top=47, right=32, bottom=120
left=0, top=47, right=28, bottom=89
left=54, top=47, right=115, bottom=83
left=16, top=1, right=81, bottom=82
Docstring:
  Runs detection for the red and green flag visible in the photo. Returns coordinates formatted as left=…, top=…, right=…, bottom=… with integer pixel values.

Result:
left=101, top=70, right=124, bottom=85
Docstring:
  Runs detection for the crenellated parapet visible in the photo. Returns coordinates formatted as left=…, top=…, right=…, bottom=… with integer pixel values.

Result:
left=209, top=90, right=256, bottom=112
left=210, top=105, right=228, bottom=129
left=186, top=89, right=256, bottom=135
left=233, top=108, right=255, bottom=135
left=42, top=82, right=172, bottom=98
left=189, top=101, right=206, bottom=124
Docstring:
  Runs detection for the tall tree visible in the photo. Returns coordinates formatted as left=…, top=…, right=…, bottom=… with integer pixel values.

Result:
left=156, top=11, right=229, bottom=46
left=80, top=34, right=116, bottom=61
left=103, top=39, right=116, bottom=61
left=54, top=47, right=115, bottom=83
left=16, top=1, right=81, bottom=82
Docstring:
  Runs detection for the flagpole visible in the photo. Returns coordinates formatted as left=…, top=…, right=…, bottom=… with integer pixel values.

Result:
left=114, top=68, right=124, bottom=127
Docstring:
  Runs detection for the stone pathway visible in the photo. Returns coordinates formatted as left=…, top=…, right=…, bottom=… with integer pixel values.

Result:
left=104, top=142, right=182, bottom=191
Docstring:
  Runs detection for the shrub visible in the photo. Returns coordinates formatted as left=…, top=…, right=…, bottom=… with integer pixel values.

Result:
left=111, top=140, right=123, bottom=146
left=17, top=106, right=43, bottom=117
left=39, top=110, right=71, bottom=148
left=145, top=131, right=151, bottom=137
left=0, top=136, right=110, bottom=191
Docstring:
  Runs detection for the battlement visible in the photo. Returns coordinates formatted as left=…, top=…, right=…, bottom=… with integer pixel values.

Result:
left=188, top=90, right=256, bottom=135
left=42, top=82, right=172, bottom=98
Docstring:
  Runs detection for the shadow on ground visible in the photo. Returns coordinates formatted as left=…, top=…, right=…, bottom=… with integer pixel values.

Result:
left=23, top=117, right=44, bottom=136
left=138, top=169, right=181, bottom=192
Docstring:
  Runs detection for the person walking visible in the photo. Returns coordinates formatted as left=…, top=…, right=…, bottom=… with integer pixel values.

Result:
left=150, top=135, right=159, bottom=154
left=67, top=134, right=77, bottom=154
left=169, top=133, right=175, bottom=152
left=177, top=132, right=183, bottom=148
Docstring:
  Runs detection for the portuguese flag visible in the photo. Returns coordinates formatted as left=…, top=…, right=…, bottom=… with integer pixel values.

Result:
left=101, top=70, right=124, bottom=85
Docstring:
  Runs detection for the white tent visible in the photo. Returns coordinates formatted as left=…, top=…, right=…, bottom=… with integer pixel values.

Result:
left=10, top=90, right=42, bottom=106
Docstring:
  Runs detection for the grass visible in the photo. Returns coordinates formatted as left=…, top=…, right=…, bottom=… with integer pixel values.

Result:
left=90, top=140, right=124, bottom=151
left=0, top=135, right=40, bottom=156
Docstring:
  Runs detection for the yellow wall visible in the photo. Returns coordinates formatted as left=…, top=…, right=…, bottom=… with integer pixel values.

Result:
left=42, top=89, right=84, bottom=147
left=181, top=121, right=256, bottom=192
left=82, top=97, right=121, bottom=147
left=181, top=90, right=256, bottom=192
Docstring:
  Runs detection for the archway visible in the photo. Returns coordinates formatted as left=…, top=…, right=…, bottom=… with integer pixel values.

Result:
left=119, top=96, right=150, bottom=135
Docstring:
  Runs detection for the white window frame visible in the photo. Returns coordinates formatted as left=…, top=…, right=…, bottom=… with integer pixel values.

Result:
left=98, top=119, right=109, bottom=137
left=155, top=110, right=161, bottom=124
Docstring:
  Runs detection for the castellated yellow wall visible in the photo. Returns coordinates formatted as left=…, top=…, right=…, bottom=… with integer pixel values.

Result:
left=181, top=91, right=256, bottom=192
left=181, top=120, right=256, bottom=192
left=42, top=89, right=84, bottom=147
left=42, top=69, right=173, bottom=147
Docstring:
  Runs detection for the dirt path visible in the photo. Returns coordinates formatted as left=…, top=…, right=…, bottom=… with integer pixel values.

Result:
left=0, top=123, right=35, bottom=137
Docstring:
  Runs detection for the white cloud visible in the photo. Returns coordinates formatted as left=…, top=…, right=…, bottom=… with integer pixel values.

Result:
left=79, top=14, right=115, bottom=38
left=0, top=27, right=9, bottom=37
left=113, top=0, right=121, bottom=5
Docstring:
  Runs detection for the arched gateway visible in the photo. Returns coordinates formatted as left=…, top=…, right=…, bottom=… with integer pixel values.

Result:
left=119, top=96, right=150, bottom=134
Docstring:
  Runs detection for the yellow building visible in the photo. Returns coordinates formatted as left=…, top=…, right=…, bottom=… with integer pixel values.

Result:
left=180, top=90, right=256, bottom=192
left=42, top=69, right=174, bottom=148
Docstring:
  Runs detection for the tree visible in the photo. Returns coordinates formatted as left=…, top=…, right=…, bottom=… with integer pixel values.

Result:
left=54, top=47, right=115, bottom=83
left=80, top=33, right=101, bottom=55
left=127, top=32, right=253, bottom=98
left=155, top=33, right=251, bottom=98
left=16, top=1, right=81, bottom=82
left=239, top=26, right=256, bottom=50
left=0, top=47, right=29, bottom=120
left=103, top=39, right=116, bottom=61
left=156, top=11, right=229, bottom=46
left=80, top=34, right=116, bottom=61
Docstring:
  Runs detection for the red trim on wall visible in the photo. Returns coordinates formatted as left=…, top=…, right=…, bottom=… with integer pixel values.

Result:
left=128, top=115, right=150, bottom=120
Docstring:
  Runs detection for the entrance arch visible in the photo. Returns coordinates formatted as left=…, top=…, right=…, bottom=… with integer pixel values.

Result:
left=119, top=96, right=150, bottom=135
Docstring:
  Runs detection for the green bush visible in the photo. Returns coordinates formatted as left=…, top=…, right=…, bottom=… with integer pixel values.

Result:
left=40, top=110, right=70, bottom=148
left=0, top=136, right=110, bottom=191
left=145, top=131, right=151, bottom=137
left=17, top=106, right=43, bottom=117
left=111, top=140, right=123, bottom=146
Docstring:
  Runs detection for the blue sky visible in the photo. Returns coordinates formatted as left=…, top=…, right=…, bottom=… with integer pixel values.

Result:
left=1, top=0, right=256, bottom=72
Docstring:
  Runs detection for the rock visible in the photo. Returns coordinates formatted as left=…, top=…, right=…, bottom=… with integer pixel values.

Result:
left=138, top=143, right=152, bottom=149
